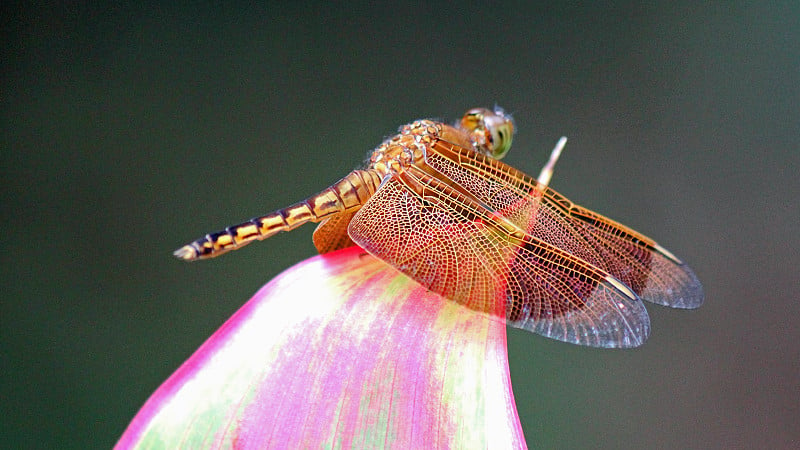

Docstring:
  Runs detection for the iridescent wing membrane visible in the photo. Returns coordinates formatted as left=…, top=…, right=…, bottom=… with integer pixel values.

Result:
left=349, top=129, right=702, bottom=348
left=425, top=139, right=703, bottom=309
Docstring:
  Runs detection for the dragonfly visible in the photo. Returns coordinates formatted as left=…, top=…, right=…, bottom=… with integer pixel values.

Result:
left=175, top=107, right=703, bottom=348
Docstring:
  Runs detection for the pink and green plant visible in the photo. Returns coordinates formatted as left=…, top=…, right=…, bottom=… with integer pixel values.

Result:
left=117, top=246, right=527, bottom=448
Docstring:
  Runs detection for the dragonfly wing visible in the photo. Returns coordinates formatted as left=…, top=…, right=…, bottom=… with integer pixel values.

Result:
left=425, top=140, right=703, bottom=309
left=504, top=237, right=650, bottom=348
left=551, top=201, right=704, bottom=308
left=348, top=168, right=650, bottom=348
left=349, top=173, right=508, bottom=315
left=313, top=210, right=359, bottom=254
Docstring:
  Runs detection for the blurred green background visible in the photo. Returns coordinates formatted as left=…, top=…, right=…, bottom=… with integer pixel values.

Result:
left=3, top=2, right=798, bottom=448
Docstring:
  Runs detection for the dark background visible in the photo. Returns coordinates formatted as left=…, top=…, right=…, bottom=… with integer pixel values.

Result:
left=3, top=2, right=798, bottom=448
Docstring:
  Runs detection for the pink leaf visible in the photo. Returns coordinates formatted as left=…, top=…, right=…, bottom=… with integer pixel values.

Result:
left=117, top=246, right=526, bottom=449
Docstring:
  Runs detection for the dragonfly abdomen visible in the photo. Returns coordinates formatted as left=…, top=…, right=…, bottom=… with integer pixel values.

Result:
left=174, top=169, right=382, bottom=261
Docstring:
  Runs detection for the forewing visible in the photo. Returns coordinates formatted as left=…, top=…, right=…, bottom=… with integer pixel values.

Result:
left=348, top=168, right=650, bottom=348
left=426, top=140, right=703, bottom=308
left=550, top=198, right=703, bottom=308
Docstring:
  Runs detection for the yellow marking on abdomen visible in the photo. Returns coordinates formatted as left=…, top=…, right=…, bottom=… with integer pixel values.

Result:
left=174, top=169, right=382, bottom=261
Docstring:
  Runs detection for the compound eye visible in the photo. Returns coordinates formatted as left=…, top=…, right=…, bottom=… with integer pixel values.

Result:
left=484, top=111, right=514, bottom=159
left=460, top=107, right=514, bottom=159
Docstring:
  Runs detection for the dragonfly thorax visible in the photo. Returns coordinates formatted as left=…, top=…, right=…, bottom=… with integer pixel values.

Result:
left=368, top=120, right=442, bottom=176
left=366, top=109, right=515, bottom=178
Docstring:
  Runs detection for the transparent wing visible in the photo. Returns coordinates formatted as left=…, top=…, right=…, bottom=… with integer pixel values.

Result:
left=425, top=139, right=703, bottom=309
left=313, top=210, right=359, bottom=254
left=348, top=167, right=650, bottom=348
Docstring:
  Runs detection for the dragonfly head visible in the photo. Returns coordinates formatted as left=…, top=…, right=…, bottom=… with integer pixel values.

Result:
left=460, top=107, right=515, bottom=160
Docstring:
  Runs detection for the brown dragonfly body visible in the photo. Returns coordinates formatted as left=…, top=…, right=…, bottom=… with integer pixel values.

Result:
left=175, top=108, right=703, bottom=348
